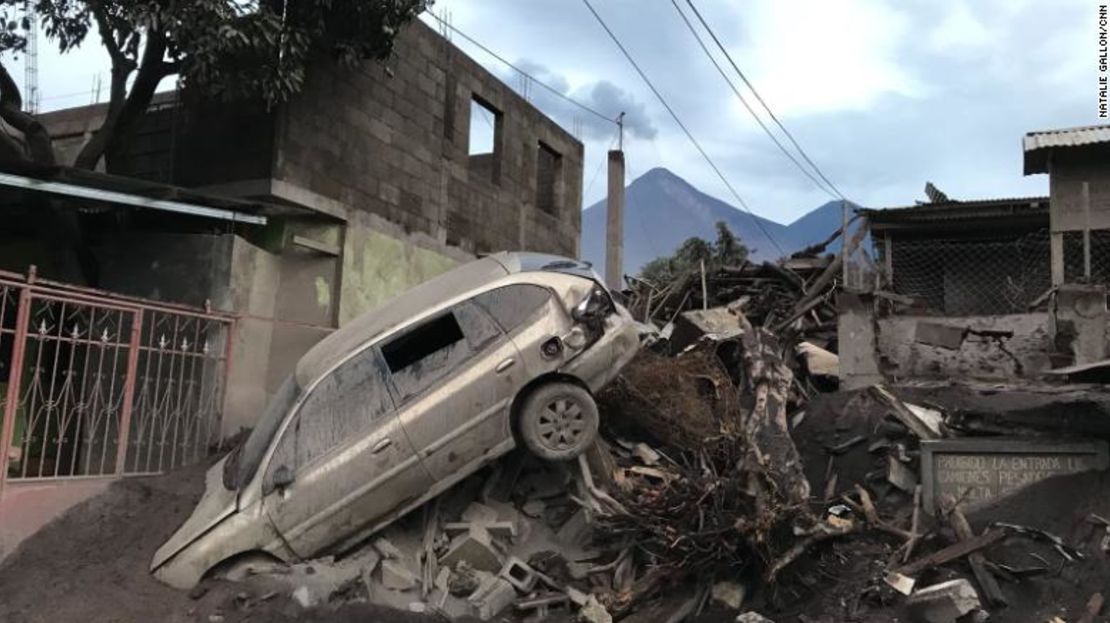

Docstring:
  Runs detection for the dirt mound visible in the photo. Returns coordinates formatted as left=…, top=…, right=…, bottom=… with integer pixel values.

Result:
left=0, top=458, right=439, bottom=623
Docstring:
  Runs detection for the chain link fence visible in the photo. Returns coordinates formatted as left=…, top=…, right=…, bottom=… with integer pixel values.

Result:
left=880, top=229, right=1052, bottom=316
left=1062, top=230, right=1110, bottom=284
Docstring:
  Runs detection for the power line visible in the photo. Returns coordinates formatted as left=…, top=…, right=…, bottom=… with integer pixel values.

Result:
left=580, top=0, right=786, bottom=256
left=424, top=12, right=618, bottom=128
left=669, top=0, right=839, bottom=200
left=686, top=0, right=847, bottom=201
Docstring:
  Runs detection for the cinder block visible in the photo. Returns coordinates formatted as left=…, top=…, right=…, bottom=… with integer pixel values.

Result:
left=498, top=556, right=537, bottom=593
left=438, top=526, right=504, bottom=574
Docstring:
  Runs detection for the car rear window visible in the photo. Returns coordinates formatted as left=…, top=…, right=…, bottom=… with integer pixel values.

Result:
left=473, top=285, right=553, bottom=333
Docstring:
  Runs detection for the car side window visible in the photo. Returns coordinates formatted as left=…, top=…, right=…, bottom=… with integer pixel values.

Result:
left=473, top=285, right=553, bottom=334
left=382, top=310, right=474, bottom=401
left=266, top=347, right=393, bottom=484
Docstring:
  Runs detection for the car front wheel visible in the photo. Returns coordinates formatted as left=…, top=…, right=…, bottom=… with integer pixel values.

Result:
left=517, top=382, right=599, bottom=461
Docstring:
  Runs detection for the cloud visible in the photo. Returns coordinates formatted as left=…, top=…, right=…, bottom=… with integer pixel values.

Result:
left=718, top=0, right=924, bottom=117
left=495, top=58, right=658, bottom=142
left=572, top=80, right=658, bottom=140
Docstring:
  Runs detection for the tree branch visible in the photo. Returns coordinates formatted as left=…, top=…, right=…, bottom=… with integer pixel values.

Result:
left=74, top=28, right=169, bottom=170
left=91, top=5, right=127, bottom=66
left=0, top=60, right=55, bottom=165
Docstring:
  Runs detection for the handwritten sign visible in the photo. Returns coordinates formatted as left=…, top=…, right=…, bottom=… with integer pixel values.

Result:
left=921, top=439, right=1109, bottom=512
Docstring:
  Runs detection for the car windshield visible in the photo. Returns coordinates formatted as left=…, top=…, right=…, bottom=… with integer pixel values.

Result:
left=227, top=376, right=302, bottom=490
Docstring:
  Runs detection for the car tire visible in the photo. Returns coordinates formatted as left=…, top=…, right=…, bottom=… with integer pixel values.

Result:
left=517, top=382, right=599, bottom=461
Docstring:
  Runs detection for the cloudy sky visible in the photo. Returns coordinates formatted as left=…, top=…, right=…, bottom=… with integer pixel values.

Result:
left=19, top=0, right=1098, bottom=224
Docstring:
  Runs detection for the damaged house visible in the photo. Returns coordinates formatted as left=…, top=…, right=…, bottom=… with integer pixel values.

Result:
left=840, top=123, right=1110, bottom=387
left=0, top=18, right=584, bottom=559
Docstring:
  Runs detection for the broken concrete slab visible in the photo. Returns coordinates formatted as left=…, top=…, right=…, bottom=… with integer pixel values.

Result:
left=796, top=342, right=839, bottom=378
left=381, top=559, right=420, bottom=592
left=372, top=537, right=405, bottom=561
left=556, top=509, right=591, bottom=546
left=521, top=499, right=546, bottom=518
left=461, top=502, right=499, bottom=525
left=291, top=585, right=314, bottom=608
left=735, top=613, right=775, bottom=623
left=467, top=577, right=516, bottom=620
left=579, top=595, right=613, bottom=623
left=444, top=521, right=518, bottom=540
left=670, top=307, right=745, bottom=353
left=439, top=526, right=504, bottom=574
left=914, top=321, right=967, bottom=350
left=711, top=581, right=746, bottom=610
left=631, top=442, right=661, bottom=466
left=906, top=578, right=981, bottom=623
left=883, top=572, right=916, bottom=596
left=887, top=455, right=918, bottom=493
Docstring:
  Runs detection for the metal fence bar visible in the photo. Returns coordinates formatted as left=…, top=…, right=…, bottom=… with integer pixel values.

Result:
left=114, top=310, right=143, bottom=475
left=0, top=288, right=31, bottom=495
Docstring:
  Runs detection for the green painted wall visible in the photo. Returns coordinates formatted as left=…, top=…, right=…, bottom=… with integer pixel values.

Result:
left=340, top=225, right=460, bottom=326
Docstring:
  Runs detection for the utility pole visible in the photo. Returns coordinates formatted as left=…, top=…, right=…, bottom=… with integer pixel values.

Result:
left=841, top=198, right=849, bottom=289
left=23, top=0, right=39, bottom=115
left=605, top=113, right=626, bottom=291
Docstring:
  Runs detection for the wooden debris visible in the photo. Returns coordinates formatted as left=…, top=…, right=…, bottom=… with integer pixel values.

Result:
left=869, top=385, right=943, bottom=439
left=897, top=528, right=1007, bottom=576
left=940, top=494, right=1007, bottom=607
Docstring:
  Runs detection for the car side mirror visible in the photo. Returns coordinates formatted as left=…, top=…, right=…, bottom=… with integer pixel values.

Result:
left=272, top=464, right=295, bottom=490
left=572, top=288, right=611, bottom=322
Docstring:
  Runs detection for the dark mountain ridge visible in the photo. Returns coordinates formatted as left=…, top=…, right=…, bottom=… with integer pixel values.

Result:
left=580, top=167, right=854, bottom=276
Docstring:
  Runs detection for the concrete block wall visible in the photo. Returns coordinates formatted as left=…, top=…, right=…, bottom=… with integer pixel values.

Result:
left=1050, top=155, right=1110, bottom=232
left=875, top=314, right=1055, bottom=380
left=274, top=20, right=583, bottom=259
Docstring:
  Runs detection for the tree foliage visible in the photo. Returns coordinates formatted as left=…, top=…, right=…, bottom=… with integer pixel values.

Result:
left=0, top=0, right=427, bottom=285
left=0, top=0, right=430, bottom=169
left=640, top=221, right=749, bottom=284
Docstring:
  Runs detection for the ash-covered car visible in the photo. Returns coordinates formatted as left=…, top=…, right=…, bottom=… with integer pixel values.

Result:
left=151, top=252, right=647, bottom=589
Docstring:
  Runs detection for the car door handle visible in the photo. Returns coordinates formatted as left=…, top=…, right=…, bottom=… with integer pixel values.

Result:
left=495, top=358, right=515, bottom=373
left=371, top=438, right=393, bottom=454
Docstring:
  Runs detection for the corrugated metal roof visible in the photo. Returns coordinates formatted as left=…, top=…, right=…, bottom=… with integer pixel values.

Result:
left=864, top=196, right=1049, bottom=229
left=1024, top=124, right=1110, bottom=174
left=1024, top=124, right=1110, bottom=150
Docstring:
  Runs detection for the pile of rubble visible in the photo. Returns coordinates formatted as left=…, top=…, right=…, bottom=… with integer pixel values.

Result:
left=23, top=223, right=1103, bottom=622
left=205, top=228, right=1110, bottom=622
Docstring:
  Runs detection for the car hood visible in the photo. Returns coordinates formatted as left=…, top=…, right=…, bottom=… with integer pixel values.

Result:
left=150, top=456, right=239, bottom=571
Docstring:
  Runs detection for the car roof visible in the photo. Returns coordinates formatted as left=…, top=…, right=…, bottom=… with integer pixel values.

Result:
left=293, top=252, right=583, bottom=388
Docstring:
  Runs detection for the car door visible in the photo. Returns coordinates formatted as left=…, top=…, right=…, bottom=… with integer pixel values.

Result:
left=385, top=300, right=527, bottom=481
left=260, top=345, right=432, bottom=559
left=473, top=283, right=568, bottom=377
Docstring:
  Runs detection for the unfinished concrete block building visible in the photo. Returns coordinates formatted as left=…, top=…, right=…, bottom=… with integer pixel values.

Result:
left=0, top=19, right=583, bottom=557
left=28, top=19, right=584, bottom=434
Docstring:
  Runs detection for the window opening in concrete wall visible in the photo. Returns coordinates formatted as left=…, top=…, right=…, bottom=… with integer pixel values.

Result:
left=536, top=142, right=562, bottom=215
left=468, top=96, right=501, bottom=184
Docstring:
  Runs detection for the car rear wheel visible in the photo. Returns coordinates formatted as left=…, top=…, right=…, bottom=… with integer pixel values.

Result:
left=517, top=382, right=599, bottom=461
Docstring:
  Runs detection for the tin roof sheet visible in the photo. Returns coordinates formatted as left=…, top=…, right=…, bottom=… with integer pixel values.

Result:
left=1024, top=124, right=1110, bottom=173
left=863, top=196, right=1049, bottom=229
